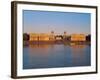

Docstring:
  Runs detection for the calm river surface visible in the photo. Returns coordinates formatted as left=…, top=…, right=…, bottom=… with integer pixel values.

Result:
left=23, top=44, right=91, bottom=69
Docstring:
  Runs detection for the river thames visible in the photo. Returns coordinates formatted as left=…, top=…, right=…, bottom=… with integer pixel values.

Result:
left=23, top=44, right=91, bottom=69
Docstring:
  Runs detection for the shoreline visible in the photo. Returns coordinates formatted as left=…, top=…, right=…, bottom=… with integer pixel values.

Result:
left=23, top=41, right=91, bottom=46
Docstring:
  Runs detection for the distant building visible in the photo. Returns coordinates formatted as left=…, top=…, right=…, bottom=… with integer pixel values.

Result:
left=29, top=32, right=86, bottom=42
left=29, top=33, right=50, bottom=41
left=29, top=33, right=39, bottom=41
left=39, top=34, right=50, bottom=41
left=71, top=34, right=86, bottom=41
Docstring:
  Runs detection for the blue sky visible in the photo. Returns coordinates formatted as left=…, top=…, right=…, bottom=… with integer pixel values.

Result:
left=23, top=10, right=91, bottom=35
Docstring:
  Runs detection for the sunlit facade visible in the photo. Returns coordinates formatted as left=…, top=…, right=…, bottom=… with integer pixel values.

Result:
left=39, top=34, right=50, bottom=41
left=29, top=33, right=86, bottom=41
left=29, top=33, right=51, bottom=41
left=29, top=33, right=39, bottom=41
left=71, top=34, right=86, bottom=41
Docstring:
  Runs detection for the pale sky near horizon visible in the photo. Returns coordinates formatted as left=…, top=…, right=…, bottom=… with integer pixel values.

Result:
left=23, top=10, right=91, bottom=35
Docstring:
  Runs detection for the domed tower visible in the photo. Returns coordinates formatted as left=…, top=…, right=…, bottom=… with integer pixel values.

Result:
left=51, top=31, right=54, bottom=35
left=50, top=31, right=55, bottom=40
left=64, top=31, right=66, bottom=34
left=63, top=31, right=67, bottom=40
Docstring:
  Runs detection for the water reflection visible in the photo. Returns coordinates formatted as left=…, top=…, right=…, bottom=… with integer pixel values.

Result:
left=23, top=44, right=91, bottom=69
left=70, top=45, right=90, bottom=66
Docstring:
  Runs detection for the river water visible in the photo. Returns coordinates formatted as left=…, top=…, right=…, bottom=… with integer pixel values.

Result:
left=23, top=44, right=91, bottom=69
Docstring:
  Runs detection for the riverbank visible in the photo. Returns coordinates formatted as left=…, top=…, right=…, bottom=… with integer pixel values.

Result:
left=23, top=40, right=90, bottom=46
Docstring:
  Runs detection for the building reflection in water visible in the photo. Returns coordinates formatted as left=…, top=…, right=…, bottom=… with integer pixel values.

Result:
left=70, top=44, right=91, bottom=66
left=26, top=44, right=55, bottom=66
left=23, top=44, right=91, bottom=69
left=29, top=44, right=52, bottom=48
